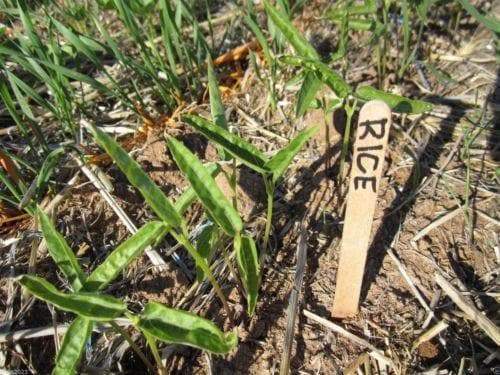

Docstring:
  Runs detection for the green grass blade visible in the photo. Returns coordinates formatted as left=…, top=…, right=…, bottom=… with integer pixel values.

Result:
left=36, top=148, right=65, bottom=199
left=263, top=0, right=318, bottom=59
left=167, top=137, right=243, bottom=237
left=6, top=70, right=58, bottom=115
left=17, top=275, right=126, bottom=321
left=355, top=85, right=433, bottom=114
left=456, top=0, right=500, bottom=34
left=86, top=124, right=182, bottom=228
left=265, top=125, right=319, bottom=184
left=234, top=234, right=260, bottom=316
left=38, top=60, right=110, bottom=94
left=183, top=114, right=269, bottom=174
left=51, top=18, right=100, bottom=65
left=244, top=14, right=273, bottom=69
left=53, top=317, right=92, bottom=375
left=296, top=72, right=322, bottom=117
left=37, top=209, right=86, bottom=291
left=83, top=221, right=167, bottom=291
left=136, top=301, right=238, bottom=354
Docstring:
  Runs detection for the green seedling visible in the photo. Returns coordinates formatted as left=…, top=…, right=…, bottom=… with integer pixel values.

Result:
left=86, top=123, right=233, bottom=317
left=182, top=114, right=318, bottom=261
left=21, top=209, right=237, bottom=374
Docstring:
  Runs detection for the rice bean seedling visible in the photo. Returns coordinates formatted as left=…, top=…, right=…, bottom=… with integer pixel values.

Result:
left=1, top=0, right=498, bottom=372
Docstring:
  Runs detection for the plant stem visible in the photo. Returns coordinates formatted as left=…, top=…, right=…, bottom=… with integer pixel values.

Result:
left=338, top=99, right=356, bottom=187
left=172, top=231, right=232, bottom=319
left=144, top=332, right=167, bottom=375
left=110, top=321, right=156, bottom=374
left=261, top=177, right=274, bottom=262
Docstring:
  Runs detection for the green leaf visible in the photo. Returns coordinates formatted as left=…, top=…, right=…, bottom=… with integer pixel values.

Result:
left=183, top=114, right=269, bottom=174
left=37, top=209, right=85, bottom=291
left=83, top=221, right=167, bottom=291
left=282, top=56, right=351, bottom=99
left=167, top=137, right=243, bottom=237
left=36, top=148, right=65, bottom=198
left=86, top=124, right=182, bottom=228
left=136, top=302, right=238, bottom=354
left=456, top=0, right=500, bottom=34
left=51, top=18, right=100, bottom=66
left=173, top=163, right=220, bottom=213
left=195, top=223, right=219, bottom=282
left=244, top=14, right=273, bottom=69
left=355, top=86, right=433, bottom=114
left=263, top=0, right=318, bottom=59
left=265, top=126, right=319, bottom=184
left=296, top=72, right=322, bottom=117
left=53, top=317, right=92, bottom=375
left=17, top=275, right=126, bottom=321
left=207, top=57, right=227, bottom=130
left=234, top=235, right=260, bottom=316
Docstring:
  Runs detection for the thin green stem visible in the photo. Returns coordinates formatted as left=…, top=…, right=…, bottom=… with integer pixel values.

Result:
left=172, top=231, right=232, bottom=320
left=145, top=332, right=167, bottom=375
left=110, top=321, right=156, bottom=374
left=338, top=99, right=356, bottom=187
left=261, top=177, right=274, bottom=262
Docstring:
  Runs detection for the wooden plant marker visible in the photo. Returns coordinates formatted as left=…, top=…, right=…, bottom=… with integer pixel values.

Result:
left=332, top=100, right=392, bottom=318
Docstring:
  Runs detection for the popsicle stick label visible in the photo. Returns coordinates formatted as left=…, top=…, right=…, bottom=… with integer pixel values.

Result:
left=332, top=100, right=392, bottom=318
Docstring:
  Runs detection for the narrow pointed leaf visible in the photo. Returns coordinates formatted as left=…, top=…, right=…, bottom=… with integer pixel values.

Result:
left=456, top=0, right=500, bottom=34
left=174, top=163, right=220, bottom=214
left=234, top=235, right=260, bottom=316
left=355, top=86, right=433, bottom=114
left=296, top=72, right=323, bottom=117
left=195, top=223, right=219, bottom=282
left=207, top=58, right=227, bottom=130
left=18, top=275, right=126, bottom=321
left=266, top=126, right=319, bottom=184
left=83, top=221, right=167, bottom=291
left=53, top=317, right=92, bottom=375
left=37, top=209, right=85, bottom=291
left=137, top=302, right=238, bottom=354
left=263, top=0, right=318, bottom=59
left=167, top=137, right=242, bottom=237
left=51, top=18, right=100, bottom=65
left=37, top=148, right=65, bottom=197
left=183, top=114, right=269, bottom=174
left=282, top=56, right=351, bottom=99
left=87, top=124, right=182, bottom=228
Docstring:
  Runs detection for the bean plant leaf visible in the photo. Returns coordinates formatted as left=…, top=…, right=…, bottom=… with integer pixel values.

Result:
left=83, top=221, right=167, bottom=291
left=53, top=317, right=92, bottom=375
left=234, top=235, right=260, bottom=316
left=355, top=86, right=433, bottom=114
left=167, top=137, right=243, bottom=237
left=282, top=56, right=351, bottom=99
left=195, top=222, right=219, bottom=282
left=183, top=114, right=269, bottom=174
left=296, top=72, right=323, bottom=117
left=174, top=163, right=220, bottom=214
left=265, top=125, right=319, bottom=184
left=263, top=0, right=318, bottom=59
left=136, top=301, right=238, bottom=354
left=207, top=57, right=227, bottom=130
left=87, top=124, right=182, bottom=228
left=37, top=209, right=85, bottom=291
left=17, top=275, right=126, bottom=321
